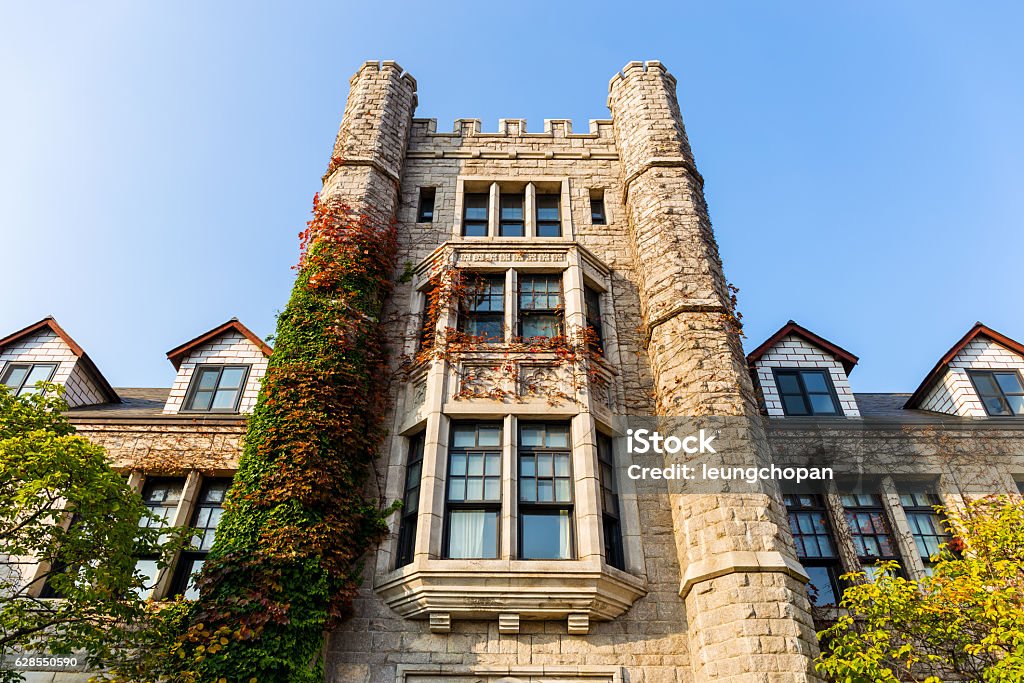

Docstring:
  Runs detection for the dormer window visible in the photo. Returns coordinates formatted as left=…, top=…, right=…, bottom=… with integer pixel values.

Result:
left=969, top=370, right=1024, bottom=416
left=183, top=365, right=250, bottom=413
left=1, top=362, right=57, bottom=396
left=773, top=369, right=840, bottom=416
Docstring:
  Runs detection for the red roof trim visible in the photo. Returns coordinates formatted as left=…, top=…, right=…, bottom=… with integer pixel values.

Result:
left=746, top=320, right=859, bottom=375
left=166, top=318, right=273, bottom=370
left=0, top=316, right=120, bottom=403
left=904, top=323, right=1024, bottom=409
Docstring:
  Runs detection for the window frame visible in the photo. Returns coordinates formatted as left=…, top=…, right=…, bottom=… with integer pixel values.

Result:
left=135, top=477, right=186, bottom=600
left=535, top=193, right=561, bottom=238
left=968, top=369, right=1024, bottom=417
left=169, top=478, right=230, bottom=599
left=583, top=284, right=605, bottom=353
left=841, top=493, right=900, bottom=568
left=396, top=433, right=425, bottom=568
left=773, top=368, right=842, bottom=416
left=517, top=422, right=575, bottom=561
left=442, top=422, right=503, bottom=560
left=456, top=273, right=506, bottom=342
left=517, top=273, right=564, bottom=340
left=590, top=193, right=606, bottom=225
left=181, top=364, right=251, bottom=414
left=597, top=433, right=624, bottom=569
left=899, top=491, right=948, bottom=566
left=416, top=187, right=436, bottom=223
left=499, top=192, right=525, bottom=237
left=784, top=493, right=842, bottom=606
left=1, top=362, right=58, bottom=396
left=462, top=192, right=489, bottom=237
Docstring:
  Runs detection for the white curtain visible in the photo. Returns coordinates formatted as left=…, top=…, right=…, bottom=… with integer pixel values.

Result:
left=449, top=510, right=486, bottom=558
left=557, top=511, right=571, bottom=559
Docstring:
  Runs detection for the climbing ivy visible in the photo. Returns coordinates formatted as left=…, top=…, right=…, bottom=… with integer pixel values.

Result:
left=172, top=193, right=399, bottom=682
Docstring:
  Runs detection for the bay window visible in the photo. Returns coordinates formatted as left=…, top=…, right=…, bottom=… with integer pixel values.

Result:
left=518, top=423, right=573, bottom=560
left=444, top=423, right=502, bottom=559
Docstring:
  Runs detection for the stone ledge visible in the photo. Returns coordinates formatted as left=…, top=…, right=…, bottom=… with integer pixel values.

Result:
left=678, top=550, right=809, bottom=599
left=376, top=561, right=647, bottom=623
left=397, top=664, right=621, bottom=683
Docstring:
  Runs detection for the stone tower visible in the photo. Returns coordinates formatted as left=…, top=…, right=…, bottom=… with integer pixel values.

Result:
left=608, top=61, right=822, bottom=680
left=317, top=59, right=824, bottom=683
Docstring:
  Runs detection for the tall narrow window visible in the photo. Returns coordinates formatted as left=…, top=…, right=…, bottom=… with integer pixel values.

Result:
left=462, top=193, right=489, bottom=237
left=499, top=193, right=525, bottom=237
left=171, top=479, right=229, bottom=599
left=535, top=194, right=561, bottom=237
left=969, top=370, right=1024, bottom=416
left=518, top=274, right=563, bottom=339
left=597, top=434, right=624, bottom=569
left=457, top=274, right=504, bottom=341
left=900, top=492, right=948, bottom=570
left=183, top=365, right=249, bottom=413
left=136, top=478, right=185, bottom=599
left=396, top=433, right=425, bottom=568
left=841, top=494, right=900, bottom=578
left=444, top=423, right=501, bottom=559
left=583, top=285, right=604, bottom=352
left=784, top=494, right=841, bottom=606
left=590, top=193, right=606, bottom=225
left=1, top=362, right=57, bottom=396
left=773, top=369, right=840, bottom=416
left=518, top=423, right=573, bottom=560
left=417, top=187, right=435, bottom=223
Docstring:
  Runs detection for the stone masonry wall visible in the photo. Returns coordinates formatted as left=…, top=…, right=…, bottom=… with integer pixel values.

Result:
left=608, top=61, right=822, bottom=681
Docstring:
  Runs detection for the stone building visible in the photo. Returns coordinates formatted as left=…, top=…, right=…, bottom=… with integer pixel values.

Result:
left=4, top=60, right=1024, bottom=683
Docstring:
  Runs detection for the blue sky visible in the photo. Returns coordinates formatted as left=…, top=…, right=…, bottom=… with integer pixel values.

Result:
left=2, top=2, right=1021, bottom=391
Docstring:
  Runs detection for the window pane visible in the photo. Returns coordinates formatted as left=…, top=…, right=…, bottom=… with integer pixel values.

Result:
left=466, top=478, right=483, bottom=500
left=1006, top=395, right=1024, bottom=415
left=536, top=195, right=559, bottom=219
left=485, top=453, right=500, bottom=475
left=467, top=316, right=503, bottom=340
left=212, top=389, right=239, bottom=410
left=464, top=193, right=488, bottom=218
left=24, top=363, right=56, bottom=386
left=3, top=366, right=28, bottom=388
left=555, top=479, right=571, bottom=501
left=538, top=480, right=554, bottom=501
left=468, top=453, right=484, bottom=476
left=802, top=372, right=830, bottom=393
left=520, top=454, right=535, bottom=476
left=973, top=372, right=1001, bottom=396
left=776, top=373, right=801, bottom=394
left=547, top=425, right=569, bottom=448
left=520, top=479, right=536, bottom=502
left=500, top=194, right=523, bottom=219
left=521, top=314, right=560, bottom=338
left=219, top=367, right=246, bottom=389
left=782, top=395, right=808, bottom=415
left=804, top=566, right=837, bottom=606
left=447, top=510, right=498, bottom=559
left=134, top=559, right=160, bottom=600
left=196, top=367, right=219, bottom=389
left=520, top=425, right=544, bottom=447
left=537, top=454, right=553, bottom=477
left=450, top=452, right=467, bottom=475
left=448, top=478, right=466, bottom=501
left=463, top=222, right=488, bottom=237
left=484, top=479, right=500, bottom=500
left=188, top=390, right=213, bottom=411
left=452, top=428, right=475, bottom=448
left=521, top=510, right=572, bottom=559
left=536, top=223, right=561, bottom=238
left=500, top=222, right=525, bottom=237
left=983, top=396, right=1010, bottom=416
left=809, top=394, right=838, bottom=414
left=477, top=426, right=501, bottom=447
left=995, top=372, right=1024, bottom=394
left=181, top=558, right=204, bottom=600
left=554, top=453, right=570, bottom=476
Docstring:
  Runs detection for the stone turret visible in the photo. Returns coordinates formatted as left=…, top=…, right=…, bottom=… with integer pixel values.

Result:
left=322, top=60, right=418, bottom=220
left=608, top=61, right=824, bottom=681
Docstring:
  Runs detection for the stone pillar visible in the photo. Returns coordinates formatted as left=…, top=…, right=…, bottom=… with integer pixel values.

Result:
left=608, top=61, right=823, bottom=681
left=322, top=60, right=418, bottom=221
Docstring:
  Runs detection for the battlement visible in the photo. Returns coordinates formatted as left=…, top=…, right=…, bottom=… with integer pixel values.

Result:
left=607, top=60, right=677, bottom=92
left=409, top=118, right=614, bottom=140
left=350, top=59, right=418, bottom=93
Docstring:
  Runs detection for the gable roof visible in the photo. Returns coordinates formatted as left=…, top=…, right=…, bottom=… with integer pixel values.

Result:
left=904, top=322, right=1024, bottom=409
left=0, top=316, right=120, bottom=403
left=746, top=320, right=859, bottom=374
left=166, top=318, right=272, bottom=370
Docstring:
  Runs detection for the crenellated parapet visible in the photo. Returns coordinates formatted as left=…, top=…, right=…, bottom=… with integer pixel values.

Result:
left=406, top=117, right=617, bottom=160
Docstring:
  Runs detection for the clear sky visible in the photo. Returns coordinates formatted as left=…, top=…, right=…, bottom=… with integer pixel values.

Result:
left=2, top=2, right=1021, bottom=392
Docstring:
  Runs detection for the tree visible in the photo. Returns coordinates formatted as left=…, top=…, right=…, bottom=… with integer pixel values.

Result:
left=0, top=384, right=183, bottom=683
left=817, top=495, right=1024, bottom=682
